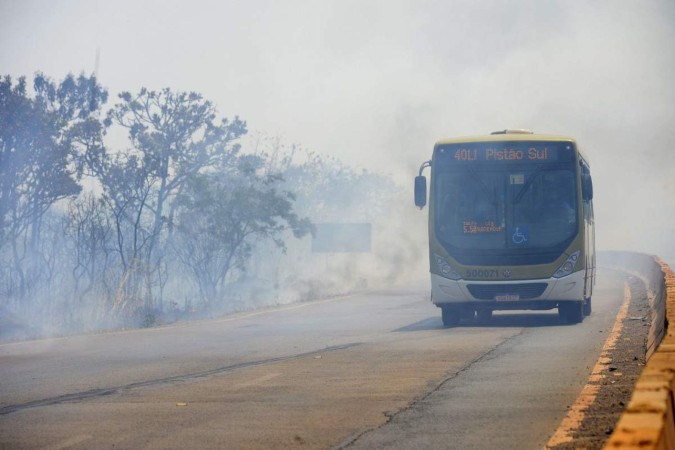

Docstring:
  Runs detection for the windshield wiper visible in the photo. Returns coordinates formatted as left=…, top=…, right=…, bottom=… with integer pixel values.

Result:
left=514, top=170, right=542, bottom=204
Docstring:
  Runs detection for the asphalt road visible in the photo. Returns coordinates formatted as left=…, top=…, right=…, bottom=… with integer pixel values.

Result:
left=0, top=268, right=628, bottom=449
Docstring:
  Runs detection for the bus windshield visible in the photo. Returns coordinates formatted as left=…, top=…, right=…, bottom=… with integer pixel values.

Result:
left=433, top=141, right=578, bottom=258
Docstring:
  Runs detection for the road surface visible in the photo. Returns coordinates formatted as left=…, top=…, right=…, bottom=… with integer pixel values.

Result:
left=0, top=268, right=633, bottom=449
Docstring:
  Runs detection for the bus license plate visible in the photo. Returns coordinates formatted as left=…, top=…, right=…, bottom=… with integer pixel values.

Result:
left=495, top=294, right=519, bottom=302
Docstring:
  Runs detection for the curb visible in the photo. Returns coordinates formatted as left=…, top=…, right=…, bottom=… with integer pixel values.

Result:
left=604, top=253, right=675, bottom=449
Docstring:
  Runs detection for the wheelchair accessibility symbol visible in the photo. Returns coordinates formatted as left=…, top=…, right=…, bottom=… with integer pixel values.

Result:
left=512, top=226, right=529, bottom=244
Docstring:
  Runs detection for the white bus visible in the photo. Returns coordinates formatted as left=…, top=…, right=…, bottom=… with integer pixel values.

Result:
left=415, top=130, right=596, bottom=326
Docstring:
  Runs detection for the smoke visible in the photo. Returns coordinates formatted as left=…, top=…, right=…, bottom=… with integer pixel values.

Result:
left=1, top=1, right=674, bottom=340
left=370, top=2, right=675, bottom=260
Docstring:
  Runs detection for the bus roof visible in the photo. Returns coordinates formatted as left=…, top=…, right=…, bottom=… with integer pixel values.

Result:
left=434, top=132, right=577, bottom=147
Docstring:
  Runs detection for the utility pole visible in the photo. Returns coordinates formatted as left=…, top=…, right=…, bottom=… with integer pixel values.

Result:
left=94, top=47, right=100, bottom=78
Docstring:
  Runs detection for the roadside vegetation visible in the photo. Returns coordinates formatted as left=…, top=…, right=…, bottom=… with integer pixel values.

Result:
left=0, top=72, right=407, bottom=339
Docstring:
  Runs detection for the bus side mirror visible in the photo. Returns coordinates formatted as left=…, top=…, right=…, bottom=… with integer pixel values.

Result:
left=415, top=175, right=427, bottom=208
left=582, top=174, right=593, bottom=201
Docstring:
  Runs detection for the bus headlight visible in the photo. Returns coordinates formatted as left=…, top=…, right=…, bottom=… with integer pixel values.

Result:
left=434, top=253, right=462, bottom=280
left=553, top=251, right=581, bottom=278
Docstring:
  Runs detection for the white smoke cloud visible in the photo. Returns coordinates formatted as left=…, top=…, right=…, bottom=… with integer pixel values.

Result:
left=1, top=0, right=674, bottom=262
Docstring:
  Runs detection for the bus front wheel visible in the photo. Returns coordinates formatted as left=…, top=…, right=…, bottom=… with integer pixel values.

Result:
left=583, top=297, right=592, bottom=316
left=441, top=306, right=460, bottom=327
left=559, top=301, right=584, bottom=324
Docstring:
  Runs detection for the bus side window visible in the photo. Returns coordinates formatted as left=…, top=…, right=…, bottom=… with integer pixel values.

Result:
left=580, top=160, right=593, bottom=223
left=586, top=197, right=595, bottom=224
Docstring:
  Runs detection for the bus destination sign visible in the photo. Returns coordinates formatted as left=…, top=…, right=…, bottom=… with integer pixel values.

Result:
left=438, top=142, right=574, bottom=164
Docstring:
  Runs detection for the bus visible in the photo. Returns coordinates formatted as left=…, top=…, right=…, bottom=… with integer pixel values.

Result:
left=414, top=130, right=595, bottom=326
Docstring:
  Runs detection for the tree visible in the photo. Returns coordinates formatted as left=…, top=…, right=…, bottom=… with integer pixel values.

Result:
left=0, top=73, right=107, bottom=300
left=241, top=137, right=410, bottom=298
left=173, top=155, right=312, bottom=308
left=64, top=193, right=114, bottom=316
left=99, top=87, right=247, bottom=317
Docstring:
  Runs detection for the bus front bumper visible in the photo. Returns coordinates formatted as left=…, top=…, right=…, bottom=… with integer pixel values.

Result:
left=430, top=270, right=585, bottom=307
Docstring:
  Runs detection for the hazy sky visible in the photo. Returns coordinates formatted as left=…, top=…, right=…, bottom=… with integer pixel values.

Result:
left=2, top=0, right=675, bottom=256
